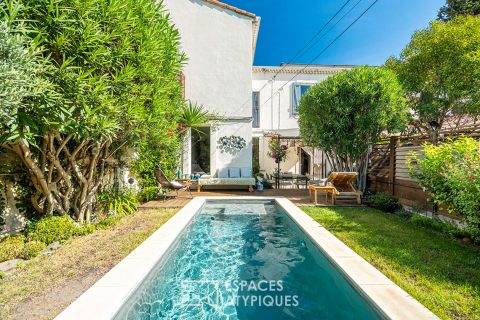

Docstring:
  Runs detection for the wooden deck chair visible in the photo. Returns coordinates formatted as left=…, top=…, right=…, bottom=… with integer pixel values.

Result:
left=155, top=168, right=192, bottom=198
left=327, top=172, right=362, bottom=204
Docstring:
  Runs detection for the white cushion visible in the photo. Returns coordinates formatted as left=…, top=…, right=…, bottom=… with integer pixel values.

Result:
left=240, top=167, right=252, bottom=178
left=310, top=178, right=327, bottom=186
left=229, top=167, right=240, bottom=178
left=199, top=178, right=255, bottom=186
left=218, top=168, right=229, bottom=178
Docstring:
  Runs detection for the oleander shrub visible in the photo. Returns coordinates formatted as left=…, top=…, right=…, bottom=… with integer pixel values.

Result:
left=298, top=66, right=408, bottom=175
left=0, top=235, right=25, bottom=262
left=26, top=216, right=77, bottom=245
left=369, top=192, right=401, bottom=213
left=22, top=241, right=46, bottom=259
left=0, top=0, right=185, bottom=222
left=409, top=137, right=480, bottom=241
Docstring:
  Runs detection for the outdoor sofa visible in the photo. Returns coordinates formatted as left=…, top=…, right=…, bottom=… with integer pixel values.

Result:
left=197, top=167, right=255, bottom=192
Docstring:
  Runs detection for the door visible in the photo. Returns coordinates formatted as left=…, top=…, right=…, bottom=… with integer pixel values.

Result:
left=191, top=127, right=210, bottom=174
left=300, top=149, right=310, bottom=176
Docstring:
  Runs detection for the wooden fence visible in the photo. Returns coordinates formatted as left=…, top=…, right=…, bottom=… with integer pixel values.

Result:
left=367, top=136, right=434, bottom=212
left=368, top=127, right=480, bottom=214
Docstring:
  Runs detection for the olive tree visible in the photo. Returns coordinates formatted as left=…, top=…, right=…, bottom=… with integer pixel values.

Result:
left=387, top=15, right=480, bottom=140
left=298, top=66, right=408, bottom=190
left=0, top=0, right=185, bottom=221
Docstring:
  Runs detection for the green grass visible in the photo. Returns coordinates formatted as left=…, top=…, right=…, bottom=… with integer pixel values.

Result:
left=302, top=206, right=480, bottom=320
left=0, top=208, right=177, bottom=320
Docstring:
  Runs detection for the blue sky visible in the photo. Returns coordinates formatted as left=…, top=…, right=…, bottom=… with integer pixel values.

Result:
left=223, top=0, right=445, bottom=66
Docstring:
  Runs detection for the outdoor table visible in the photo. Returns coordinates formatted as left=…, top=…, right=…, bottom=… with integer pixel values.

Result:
left=309, top=185, right=336, bottom=205
left=274, top=175, right=294, bottom=189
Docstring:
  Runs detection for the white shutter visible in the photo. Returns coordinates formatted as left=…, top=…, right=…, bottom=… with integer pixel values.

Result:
left=292, top=84, right=301, bottom=115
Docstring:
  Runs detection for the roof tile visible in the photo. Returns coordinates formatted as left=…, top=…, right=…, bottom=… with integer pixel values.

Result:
left=203, top=0, right=256, bottom=19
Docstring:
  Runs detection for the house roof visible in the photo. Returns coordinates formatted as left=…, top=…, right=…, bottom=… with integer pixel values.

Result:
left=203, top=0, right=256, bottom=19
left=202, top=1, right=260, bottom=57
left=253, top=64, right=355, bottom=75
left=251, top=17, right=261, bottom=56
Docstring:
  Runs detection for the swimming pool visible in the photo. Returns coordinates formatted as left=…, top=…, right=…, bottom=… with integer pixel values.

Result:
left=115, top=200, right=379, bottom=319
left=55, top=197, right=438, bottom=320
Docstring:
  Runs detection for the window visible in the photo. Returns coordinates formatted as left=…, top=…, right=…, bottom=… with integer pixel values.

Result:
left=252, top=91, right=260, bottom=128
left=291, top=83, right=312, bottom=115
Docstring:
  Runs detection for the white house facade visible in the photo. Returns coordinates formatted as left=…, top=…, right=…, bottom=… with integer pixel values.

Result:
left=162, top=1, right=354, bottom=180
left=252, top=64, right=353, bottom=178
left=162, top=0, right=260, bottom=176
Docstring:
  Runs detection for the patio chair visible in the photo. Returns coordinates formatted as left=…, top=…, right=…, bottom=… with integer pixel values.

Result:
left=280, top=173, right=295, bottom=189
left=294, top=175, right=309, bottom=189
left=265, top=173, right=275, bottom=184
left=155, top=168, right=192, bottom=198
left=327, top=172, right=362, bottom=204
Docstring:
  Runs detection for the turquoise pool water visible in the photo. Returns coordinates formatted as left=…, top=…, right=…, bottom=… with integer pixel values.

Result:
left=115, top=200, right=380, bottom=319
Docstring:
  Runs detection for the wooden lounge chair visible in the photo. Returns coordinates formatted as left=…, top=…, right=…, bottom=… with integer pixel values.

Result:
left=155, top=168, right=192, bottom=198
left=327, top=172, right=362, bottom=205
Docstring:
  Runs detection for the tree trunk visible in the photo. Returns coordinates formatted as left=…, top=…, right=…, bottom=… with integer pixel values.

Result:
left=4, top=134, right=110, bottom=222
left=325, top=148, right=369, bottom=192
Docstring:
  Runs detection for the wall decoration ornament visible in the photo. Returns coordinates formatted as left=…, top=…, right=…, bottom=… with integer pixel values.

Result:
left=218, top=135, right=246, bottom=154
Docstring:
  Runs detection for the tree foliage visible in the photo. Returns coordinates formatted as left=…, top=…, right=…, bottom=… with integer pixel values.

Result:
left=267, top=138, right=288, bottom=164
left=0, top=20, right=57, bottom=144
left=386, top=16, right=480, bottom=137
left=298, top=66, right=408, bottom=187
left=0, top=0, right=185, bottom=221
left=179, top=101, right=216, bottom=131
left=409, top=137, right=480, bottom=241
left=130, top=101, right=215, bottom=192
left=438, top=0, right=480, bottom=21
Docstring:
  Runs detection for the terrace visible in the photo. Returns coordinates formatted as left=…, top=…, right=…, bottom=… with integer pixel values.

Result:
left=140, top=189, right=330, bottom=209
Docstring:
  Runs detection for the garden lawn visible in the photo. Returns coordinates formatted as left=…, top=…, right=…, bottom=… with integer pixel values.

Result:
left=302, top=206, right=480, bottom=320
left=0, top=208, right=177, bottom=320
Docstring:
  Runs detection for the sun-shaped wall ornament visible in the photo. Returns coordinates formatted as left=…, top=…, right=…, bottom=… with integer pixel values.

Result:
left=218, top=135, right=246, bottom=154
